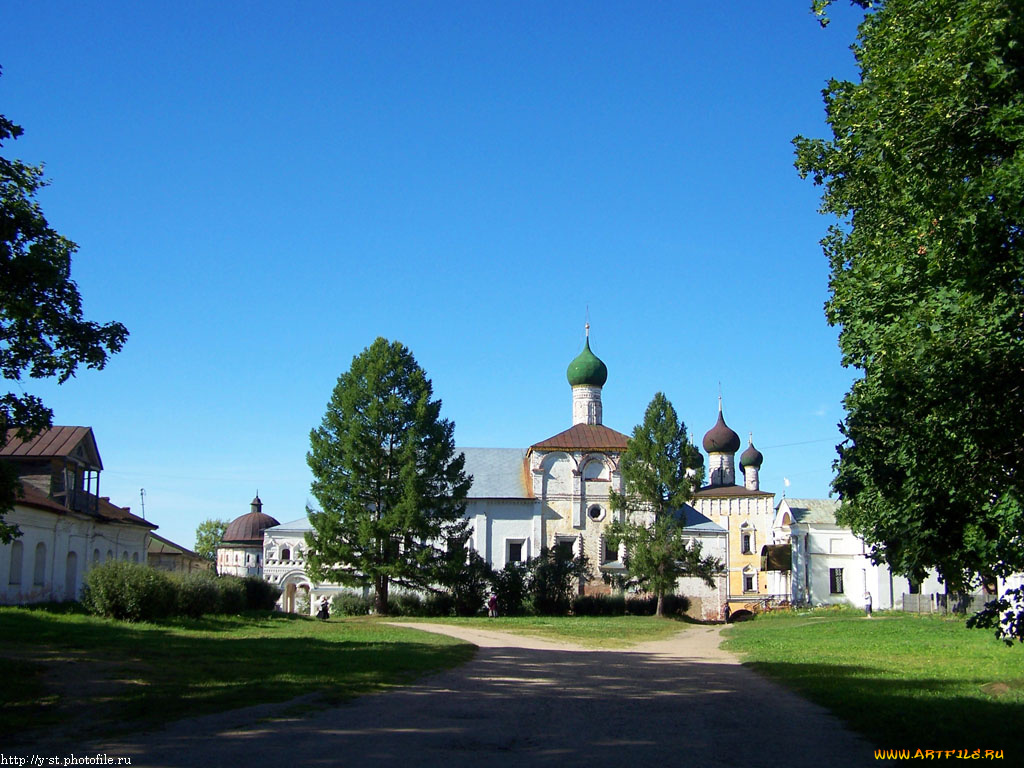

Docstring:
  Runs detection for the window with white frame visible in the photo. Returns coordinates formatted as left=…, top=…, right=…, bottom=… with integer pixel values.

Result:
left=554, top=537, right=575, bottom=561
left=602, top=536, right=619, bottom=563
left=506, top=539, right=525, bottom=564
left=740, top=523, right=755, bottom=555
left=743, top=569, right=756, bottom=593
left=829, top=568, right=844, bottom=594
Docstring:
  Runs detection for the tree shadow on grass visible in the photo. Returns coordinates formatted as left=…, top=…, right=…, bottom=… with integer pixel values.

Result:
left=742, top=660, right=1024, bottom=753
left=0, top=609, right=473, bottom=748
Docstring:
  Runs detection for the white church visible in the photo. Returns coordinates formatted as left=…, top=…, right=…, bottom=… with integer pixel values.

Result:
left=221, top=329, right=787, bottom=621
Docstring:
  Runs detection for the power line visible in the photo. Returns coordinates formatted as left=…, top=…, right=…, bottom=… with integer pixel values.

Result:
left=762, top=437, right=837, bottom=450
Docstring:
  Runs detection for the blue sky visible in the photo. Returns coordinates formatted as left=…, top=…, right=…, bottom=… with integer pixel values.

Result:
left=3, top=1, right=867, bottom=549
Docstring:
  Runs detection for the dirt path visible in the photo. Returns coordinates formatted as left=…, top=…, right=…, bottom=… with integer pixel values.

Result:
left=17, top=623, right=880, bottom=767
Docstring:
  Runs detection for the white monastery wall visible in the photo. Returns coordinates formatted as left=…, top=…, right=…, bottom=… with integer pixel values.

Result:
left=1, top=504, right=148, bottom=604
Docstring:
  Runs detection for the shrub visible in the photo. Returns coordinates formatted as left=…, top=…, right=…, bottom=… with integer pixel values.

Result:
left=82, top=561, right=176, bottom=622
left=448, top=553, right=492, bottom=617
left=332, top=592, right=372, bottom=616
left=625, top=595, right=657, bottom=615
left=424, top=591, right=455, bottom=617
left=528, top=548, right=592, bottom=616
left=661, top=593, right=690, bottom=617
left=388, top=592, right=426, bottom=617
left=622, top=593, right=690, bottom=616
left=572, top=594, right=626, bottom=616
left=491, top=561, right=529, bottom=616
left=242, top=576, right=281, bottom=611
left=175, top=571, right=221, bottom=618
left=215, top=576, right=247, bottom=614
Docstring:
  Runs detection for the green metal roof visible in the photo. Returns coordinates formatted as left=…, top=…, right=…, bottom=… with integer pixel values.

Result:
left=780, top=498, right=841, bottom=525
left=566, top=338, right=608, bottom=387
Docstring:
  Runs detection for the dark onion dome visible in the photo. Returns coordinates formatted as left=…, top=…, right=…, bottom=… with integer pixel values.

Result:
left=703, top=410, right=741, bottom=454
left=566, top=338, right=608, bottom=387
left=740, top=438, right=764, bottom=471
left=222, top=495, right=280, bottom=544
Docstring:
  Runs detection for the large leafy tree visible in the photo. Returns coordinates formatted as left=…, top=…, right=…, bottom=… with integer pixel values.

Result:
left=193, top=518, right=229, bottom=562
left=608, top=392, right=721, bottom=617
left=1, top=70, right=129, bottom=542
left=305, top=338, right=471, bottom=615
left=796, top=1, right=1024, bottom=638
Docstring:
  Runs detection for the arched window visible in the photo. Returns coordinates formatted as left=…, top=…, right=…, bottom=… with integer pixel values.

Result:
left=281, top=547, right=291, bottom=561
left=132, top=552, right=139, bottom=563
left=33, top=542, right=47, bottom=586
left=8, top=540, right=23, bottom=585
left=106, top=550, right=113, bottom=562
left=93, top=549, right=100, bottom=565
left=740, top=522, right=756, bottom=555
left=121, top=551, right=129, bottom=561
left=65, top=552, right=78, bottom=599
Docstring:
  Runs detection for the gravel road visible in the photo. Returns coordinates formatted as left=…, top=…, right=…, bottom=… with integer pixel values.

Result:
left=21, top=622, right=881, bottom=767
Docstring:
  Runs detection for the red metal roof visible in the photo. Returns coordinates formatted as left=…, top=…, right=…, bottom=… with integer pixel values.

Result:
left=96, top=496, right=157, bottom=529
left=1, top=426, right=102, bottom=469
left=16, top=482, right=71, bottom=515
left=530, top=423, right=630, bottom=452
left=222, top=511, right=281, bottom=544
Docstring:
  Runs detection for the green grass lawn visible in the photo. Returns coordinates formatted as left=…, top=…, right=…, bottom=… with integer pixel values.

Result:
left=391, top=614, right=694, bottom=648
left=0, top=605, right=474, bottom=746
left=722, top=607, right=1024, bottom=754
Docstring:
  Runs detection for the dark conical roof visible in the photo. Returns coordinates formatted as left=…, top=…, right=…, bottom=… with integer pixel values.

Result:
left=740, top=438, right=764, bottom=470
left=222, top=495, right=280, bottom=544
left=702, top=408, right=740, bottom=454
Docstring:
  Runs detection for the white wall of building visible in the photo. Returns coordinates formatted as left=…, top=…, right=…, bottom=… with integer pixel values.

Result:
left=788, top=523, right=944, bottom=610
left=468, top=499, right=539, bottom=571
left=1, top=504, right=149, bottom=604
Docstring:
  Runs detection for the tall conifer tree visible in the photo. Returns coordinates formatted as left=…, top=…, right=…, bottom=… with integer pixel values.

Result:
left=305, top=338, right=471, bottom=615
left=609, top=393, right=721, bottom=617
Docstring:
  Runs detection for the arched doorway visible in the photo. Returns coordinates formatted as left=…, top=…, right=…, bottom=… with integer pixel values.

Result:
left=297, top=584, right=311, bottom=615
left=281, top=574, right=313, bottom=614
left=284, top=582, right=297, bottom=613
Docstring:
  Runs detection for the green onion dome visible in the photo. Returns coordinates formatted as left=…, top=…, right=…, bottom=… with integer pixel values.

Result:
left=740, top=439, right=764, bottom=471
left=702, top=411, right=741, bottom=454
left=566, top=338, right=608, bottom=387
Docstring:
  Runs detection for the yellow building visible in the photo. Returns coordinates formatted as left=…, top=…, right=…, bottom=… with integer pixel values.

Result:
left=691, top=401, right=776, bottom=611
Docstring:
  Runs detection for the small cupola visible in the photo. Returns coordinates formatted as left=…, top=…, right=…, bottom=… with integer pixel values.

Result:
left=222, top=493, right=281, bottom=545
left=703, top=409, right=741, bottom=454
left=567, top=324, right=608, bottom=426
left=703, top=398, right=740, bottom=487
left=740, top=434, right=764, bottom=491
